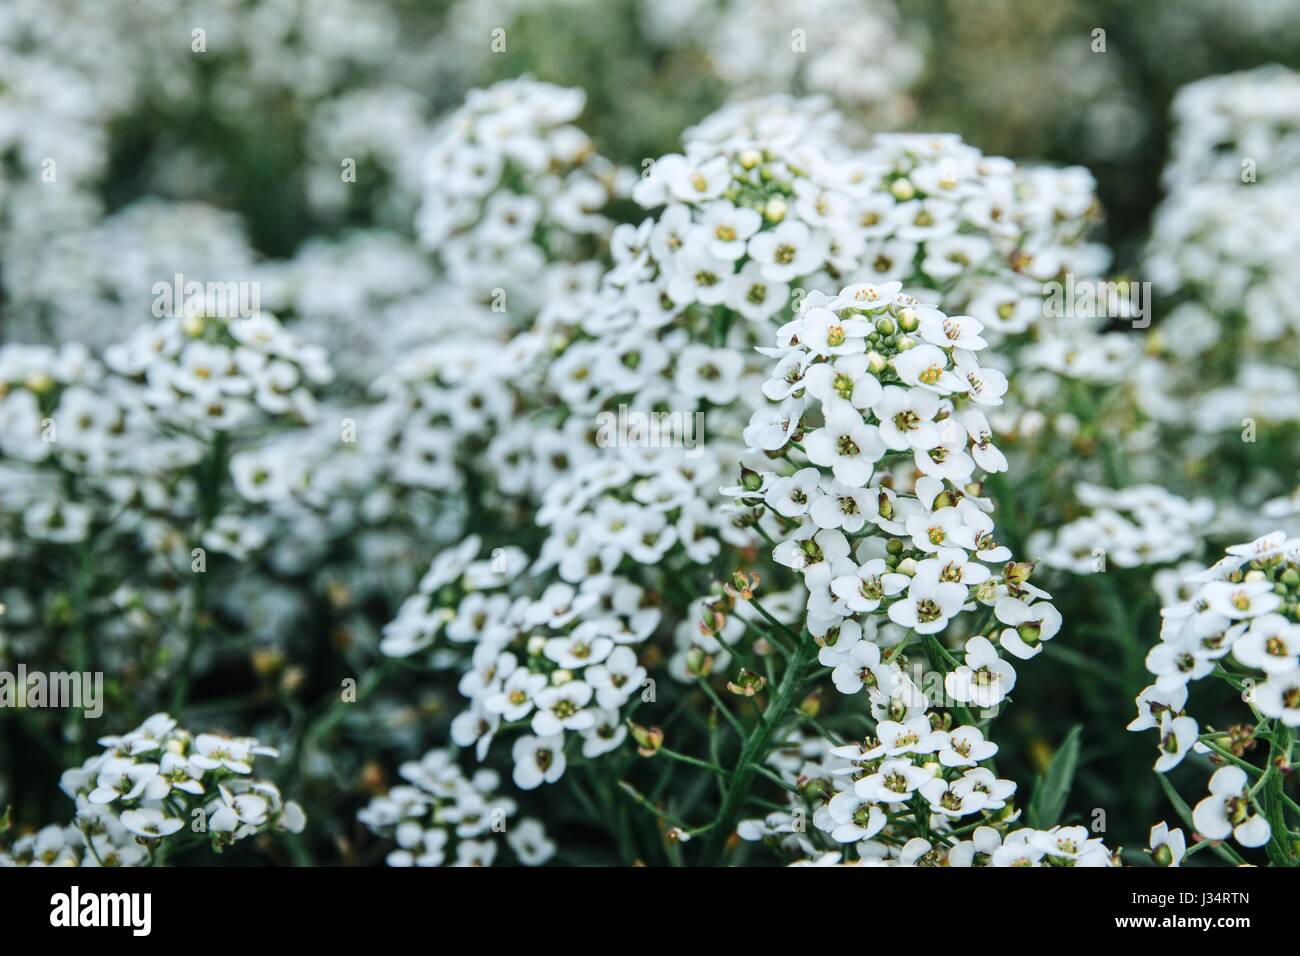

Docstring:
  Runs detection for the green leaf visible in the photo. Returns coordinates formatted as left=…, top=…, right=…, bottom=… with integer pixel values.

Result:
left=1027, top=724, right=1082, bottom=829
left=1156, top=773, right=1195, bottom=830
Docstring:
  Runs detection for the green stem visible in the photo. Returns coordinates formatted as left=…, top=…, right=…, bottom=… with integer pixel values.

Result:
left=1262, top=726, right=1294, bottom=866
left=702, top=632, right=814, bottom=864
left=697, top=678, right=746, bottom=739
left=171, top=432, right=226, bottom=714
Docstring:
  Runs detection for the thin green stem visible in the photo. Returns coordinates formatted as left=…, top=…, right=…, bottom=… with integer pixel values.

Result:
left=702, top=632, right=814, bottom=863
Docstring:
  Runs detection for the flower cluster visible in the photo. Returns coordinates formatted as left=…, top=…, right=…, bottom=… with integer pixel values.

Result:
left=1, top=0, right=448, bottom=348
left=417, top=77, right=630, bottom=315
left=2, top=714, right=304, bottom=866
left=358, top=747, right=554, bottom=866
left=674, top=281, right=1087, bottom=864
left=843, top=134, right=1106, bottom=340
left=9, top=0, right=1300, bottom=873
left=104, top=312, right=334, bottom=434
left=640, top=0, right=922, bottom=121
left=381, top=535, right=656, bottom=791
left=738, top=731, right=1115, bottom=866
left=1131, top=532, right=1300, bottom=859
left=1032, top=484, right=1215, bottom=575
left=1141, top=68, right=1300, bottom=439
left=725, top=282, right=1058, bottom=687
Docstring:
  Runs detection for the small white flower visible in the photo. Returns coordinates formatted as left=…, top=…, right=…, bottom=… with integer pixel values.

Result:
left=1255, top=667, right=1300, bottom=726
left=1153, top=712, right=1199, bottom=772
left=119, top=808, right=183, bottom=839
left=1148, top=821, right=1186, bottom=866
left=945, top=636, right=1017, bottom=707
left=1231, top=614, right=1300, bottom=673
left=531, top=681, right=595, bottom=735
left=803, top=406, right=884, bottom=486
left=1202, top=579, right=1282, bottom=620
left=854, top=757, right=932, bottom=805
left=701, top=201, right=762, bottom=260
left=1192, top=766, right=1271, bottom=847
left=934, top=726, right=998, bottom=767
left=891, top=344, right=965, bottom=394
left=511, top=734, right=568, bottom=790
left=887, top=565, right=968, bottom=634
left=747, top=220, right=826, bottom=281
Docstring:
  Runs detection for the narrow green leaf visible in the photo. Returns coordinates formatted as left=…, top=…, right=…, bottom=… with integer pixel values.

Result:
left=1027, top=724, right=1082, bottom=828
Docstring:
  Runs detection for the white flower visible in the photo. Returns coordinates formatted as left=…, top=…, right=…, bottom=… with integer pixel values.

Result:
left=767, top=467, right=821, bottom=518
left=801, top=307, right=873, bottom=358
left=1192, top=766, right=1271, bottom=847
left=119, top=808, right=183, bottom=839
left=1027, top=826, right=1113, bottom=866
left=830, top=559, right=909, bottom=613
left=531, top=681, right=596, bottom=735
left=585, top=647, right=647, bottom=709
left=1202, top=579, right=1282, bottom=620
left=802, top=355, right=882, bottom=414
left=934, top=726, right=998, bottom=767
left=747, top=220, right=825, bottom=281
left=743, top=397, right=803, bottom=450
left=888, top=565, right=968, bottom=635
left=675, top=344, right=744, bottom=404
left=803, top=406, right=884, bottom=486
left=1231, top=614, right=1300, bottom=673
left=952, top=351, right=1007, bottom=405
left=1127, top=683, right=1188, bottom=732
left=727, top=259, right=790, bottom=322
left=506, top=818, right=557, bottom=866
left=580, top=709, right=628, bottom=758
left=920, top=768, right=1015, bottom=817
left=854, top=757, right=932, bottom=805
left=994, top=596, right=1062, bottom=660
left=861, top=717, right=937, bottom=759
left=668, top=237, right=733, bottom=306
left=701, top=201, right=762, bottom=260
left=1153, top=712, right=1199, bottom=772
left=891, top=344, right=965, bottom=394
left=188, top=734, right=254, bottom=774
left=87, top=758, right=169, bottom=805
left=945, top=636, right=1017, bottom=707
left=209, top=787, right=271, bottom=833
left=1148, top=822, right=1186, bottom=866
left=825, top=791, right=887, bottom=843
left=917, top=310, right=986, bottom=350
left=905, top=507, right=977, bottom=554
left=1255, top=668, right=1300, bottom=726
left=658, top=154, right=730, bottom=202
left=874, top=385, right=941, bottom=451
left=808, top=480, right=873, bottom=532
left=543, top=631, right=614, bottom=670
left=511, top=734, right=568, bottom=790
left=822, top=636, right=900, bottom=696
left=484, top=669, right=548, bottom=721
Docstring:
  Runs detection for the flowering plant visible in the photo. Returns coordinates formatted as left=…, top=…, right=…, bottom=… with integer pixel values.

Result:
left=3, top=0, right=1300, bottom=875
